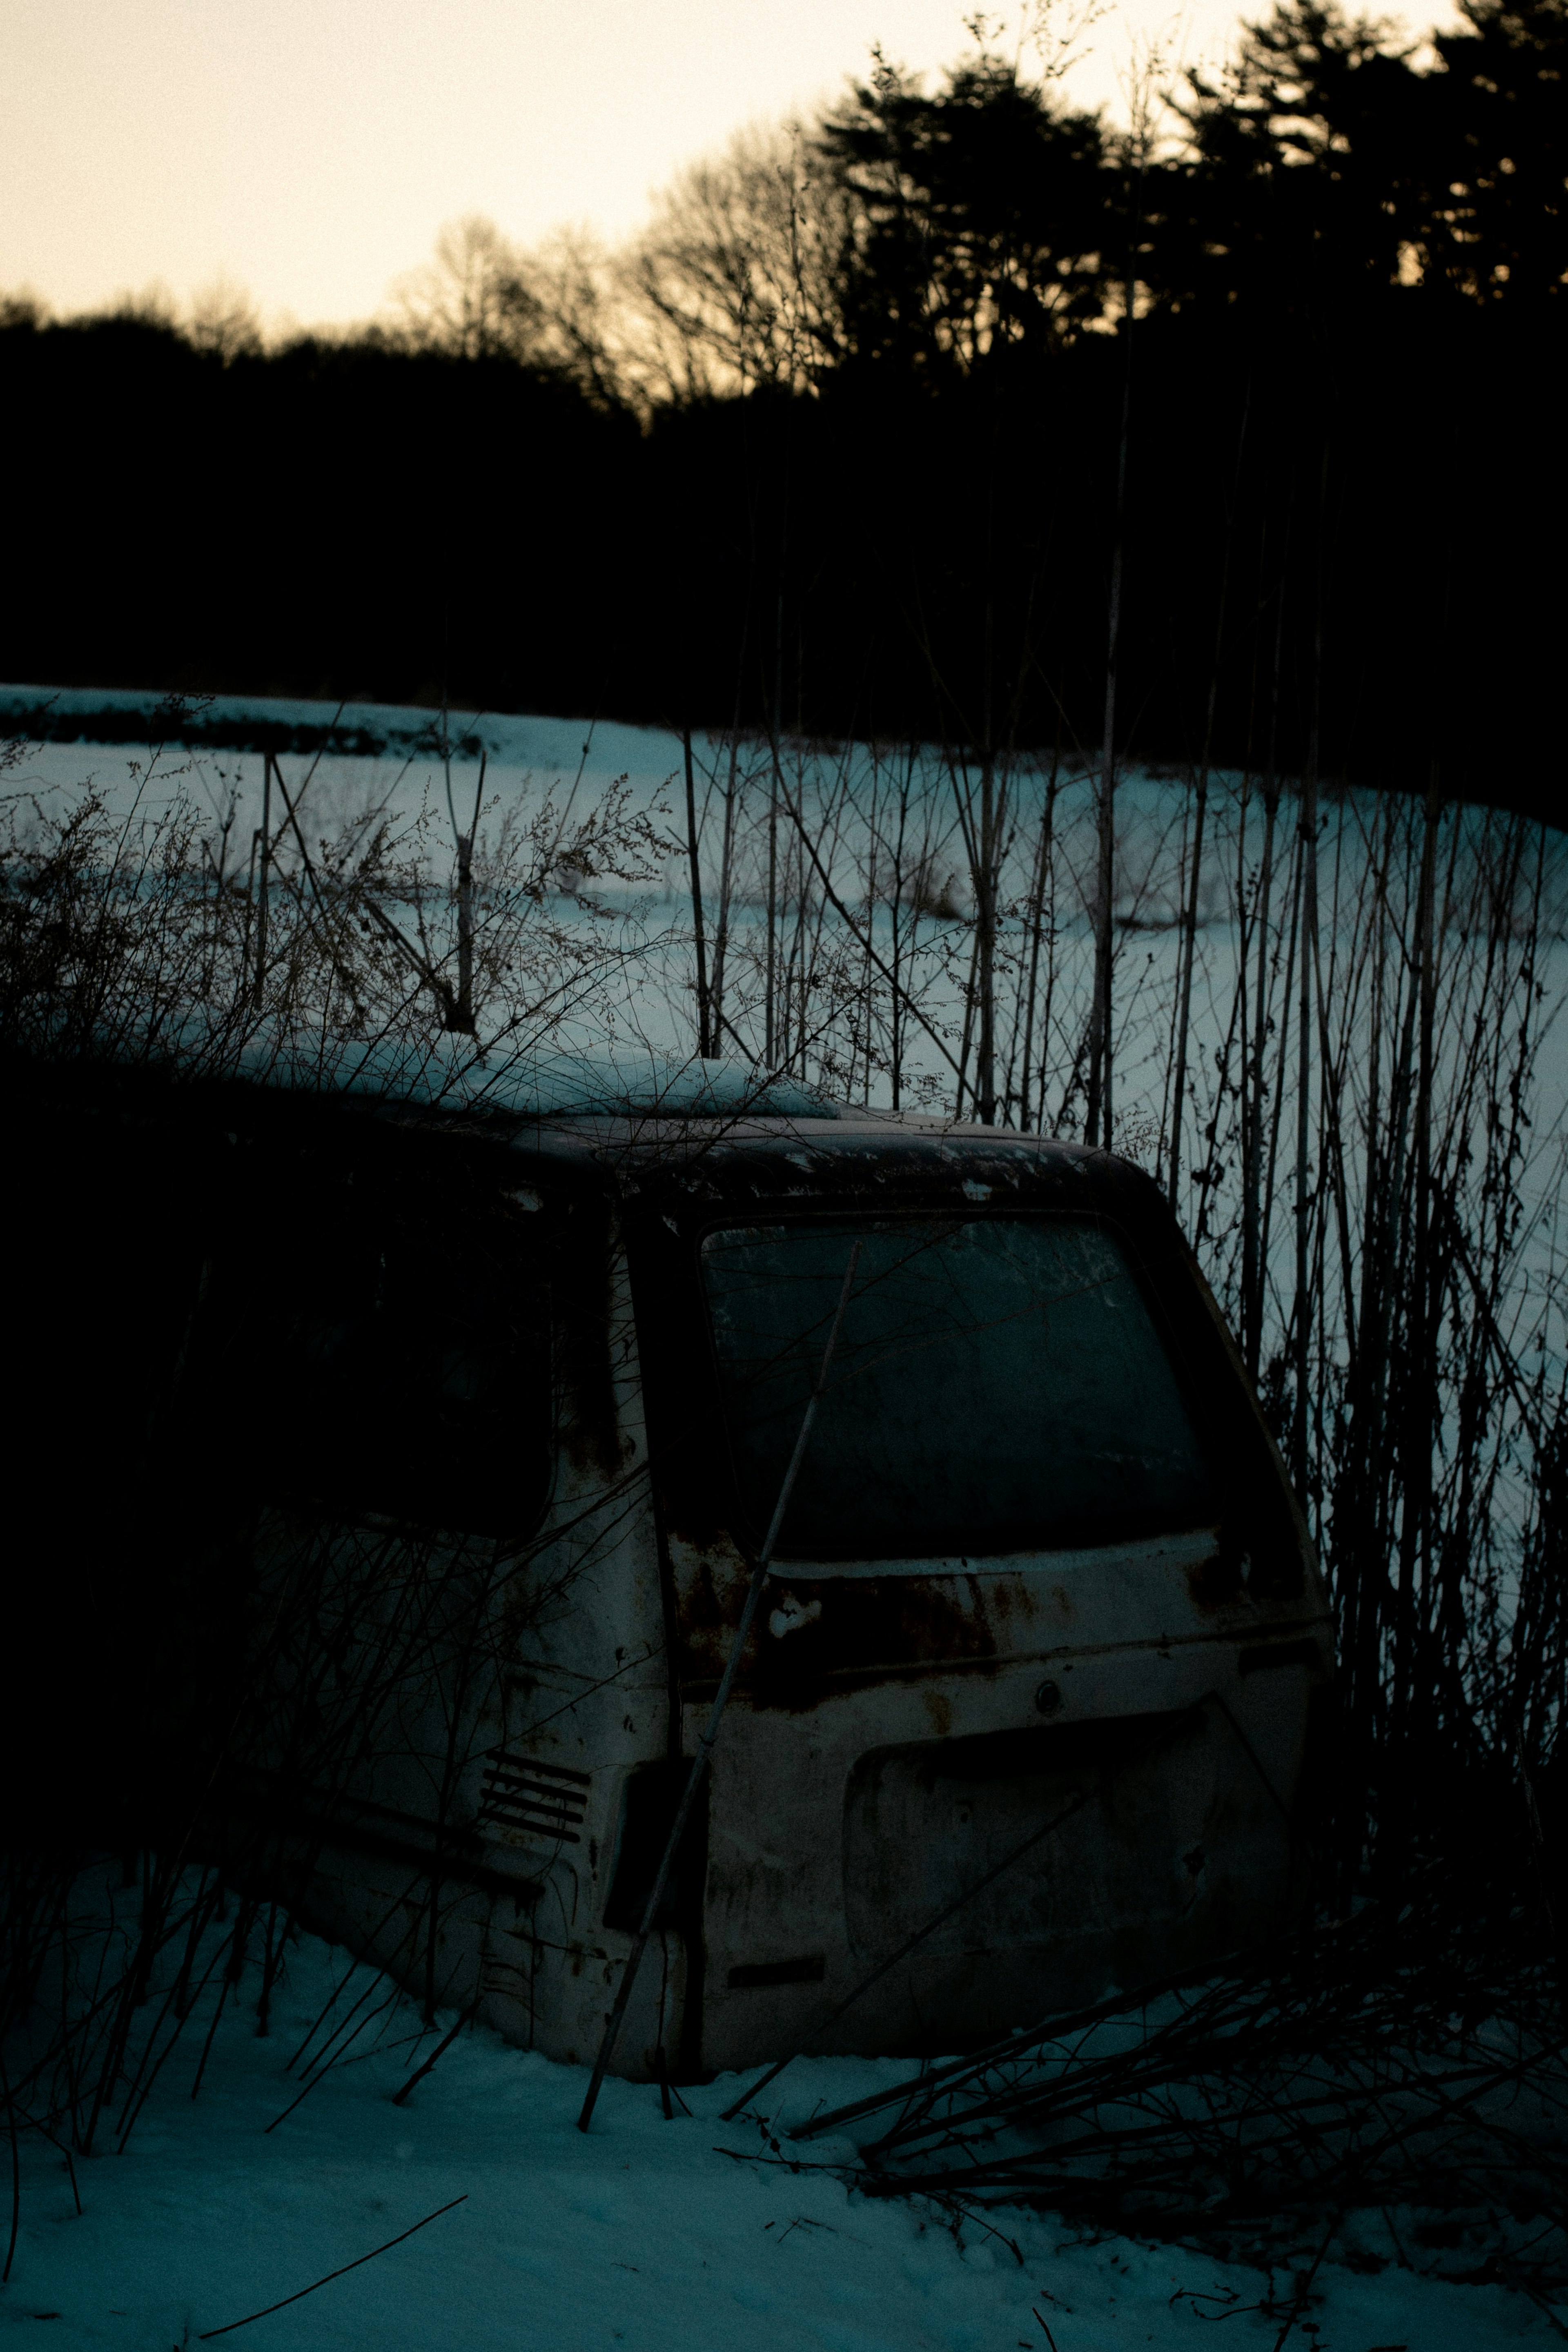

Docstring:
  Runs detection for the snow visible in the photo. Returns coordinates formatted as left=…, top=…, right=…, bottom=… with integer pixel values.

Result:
left=0, top=680, right=1193, bottom=881
left=224, top=1031, right=838, bottom=1120
left=0, top=685, right=687, bottom=809
left=4, top=1890, right=1549, bottom=2351
left=0, top=686, right=689, bottom=855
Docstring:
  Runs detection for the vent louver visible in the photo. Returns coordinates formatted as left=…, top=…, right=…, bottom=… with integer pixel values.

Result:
left=478, top=1751, right=590, bottom=1845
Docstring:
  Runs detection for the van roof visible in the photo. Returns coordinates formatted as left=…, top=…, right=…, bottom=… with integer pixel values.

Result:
left=16, top=1038, right=1118, bottom=1198
left=225, top=1036, right=842, bottom=1124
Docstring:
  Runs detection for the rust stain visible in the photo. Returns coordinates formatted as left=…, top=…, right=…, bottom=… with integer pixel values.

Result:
left=922, top=1687, right=954, bottom=1737
left=670, top=1535, right=1024, bottom=1709
left=667, top=1534, right=753, bottom=1681
left=972, top=1573, right=1041, bottom=1638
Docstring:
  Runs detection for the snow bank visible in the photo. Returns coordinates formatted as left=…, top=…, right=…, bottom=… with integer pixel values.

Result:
left=4, top=1899, right=1547, bottom=2350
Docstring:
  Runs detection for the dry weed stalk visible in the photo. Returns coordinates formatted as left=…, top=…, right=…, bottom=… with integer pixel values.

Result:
left=0, top=706, right=669, bottom=2230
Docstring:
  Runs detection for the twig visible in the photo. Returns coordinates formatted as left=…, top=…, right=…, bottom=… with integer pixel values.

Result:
left=196, top=2195, right=468, bottom=2339
left=263, top=1988, right=401, bottom=2132
left=392, top=2003, right=475, bottom=2107
left=728, top=1783, right=1097, bottom=2126
left=577, top=1237, right=863, bottom=2131
left=1, top=2049, right=20, bottom=2284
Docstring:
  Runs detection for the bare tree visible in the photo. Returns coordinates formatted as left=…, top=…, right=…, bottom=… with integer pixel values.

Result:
left=187, top=277, right=263, bottom=365
left=614, top=121, right=853, bottom=404
left=392, top=215, right=546, bottom=364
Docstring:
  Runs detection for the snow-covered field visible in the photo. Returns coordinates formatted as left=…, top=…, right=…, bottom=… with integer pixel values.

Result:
left=0, top=686, right=691, bottom=869
left=6, top=1895, right=1548, bottom=2352
left=5, top=686, right=1565, bottom=2350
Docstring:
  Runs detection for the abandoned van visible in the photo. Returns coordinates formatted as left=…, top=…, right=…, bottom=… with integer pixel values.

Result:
left=13, top=1049, right=1332, bottom=2085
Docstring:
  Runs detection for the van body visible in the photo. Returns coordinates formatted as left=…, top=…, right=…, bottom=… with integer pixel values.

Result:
left=11, top=1055, right=1332, bottom=2082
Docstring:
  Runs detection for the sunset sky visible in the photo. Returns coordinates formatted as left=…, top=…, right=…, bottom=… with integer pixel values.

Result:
left=4, top=0, right=1461, bottom=332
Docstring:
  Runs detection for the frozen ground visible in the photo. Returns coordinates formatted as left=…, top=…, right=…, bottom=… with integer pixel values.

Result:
left=3, top=1902, right=1552, bottom=2352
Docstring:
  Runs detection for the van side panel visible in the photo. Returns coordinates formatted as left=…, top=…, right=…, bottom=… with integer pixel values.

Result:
left=470, top=1226, right=678, bottom=2076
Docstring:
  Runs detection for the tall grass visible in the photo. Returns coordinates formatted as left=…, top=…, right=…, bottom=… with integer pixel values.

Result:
left=670, top=735, right=1568, bottom=1881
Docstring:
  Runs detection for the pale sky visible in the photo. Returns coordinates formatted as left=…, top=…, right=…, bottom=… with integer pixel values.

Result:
left=2, top=0, right=1461, bottom=333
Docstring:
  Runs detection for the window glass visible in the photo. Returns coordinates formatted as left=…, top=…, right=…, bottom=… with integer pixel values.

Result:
left=206, top=1167, right=551, bottom=1539
left=700, top=1216, right=1214, bottom=1560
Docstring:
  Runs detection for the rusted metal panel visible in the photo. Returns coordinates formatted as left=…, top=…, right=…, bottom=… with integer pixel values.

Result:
left=666, top=1536, right=1321, bottom=1706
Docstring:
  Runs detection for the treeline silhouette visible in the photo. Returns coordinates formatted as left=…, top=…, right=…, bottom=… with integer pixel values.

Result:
left=5, top=0, right=1564, bottom=808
